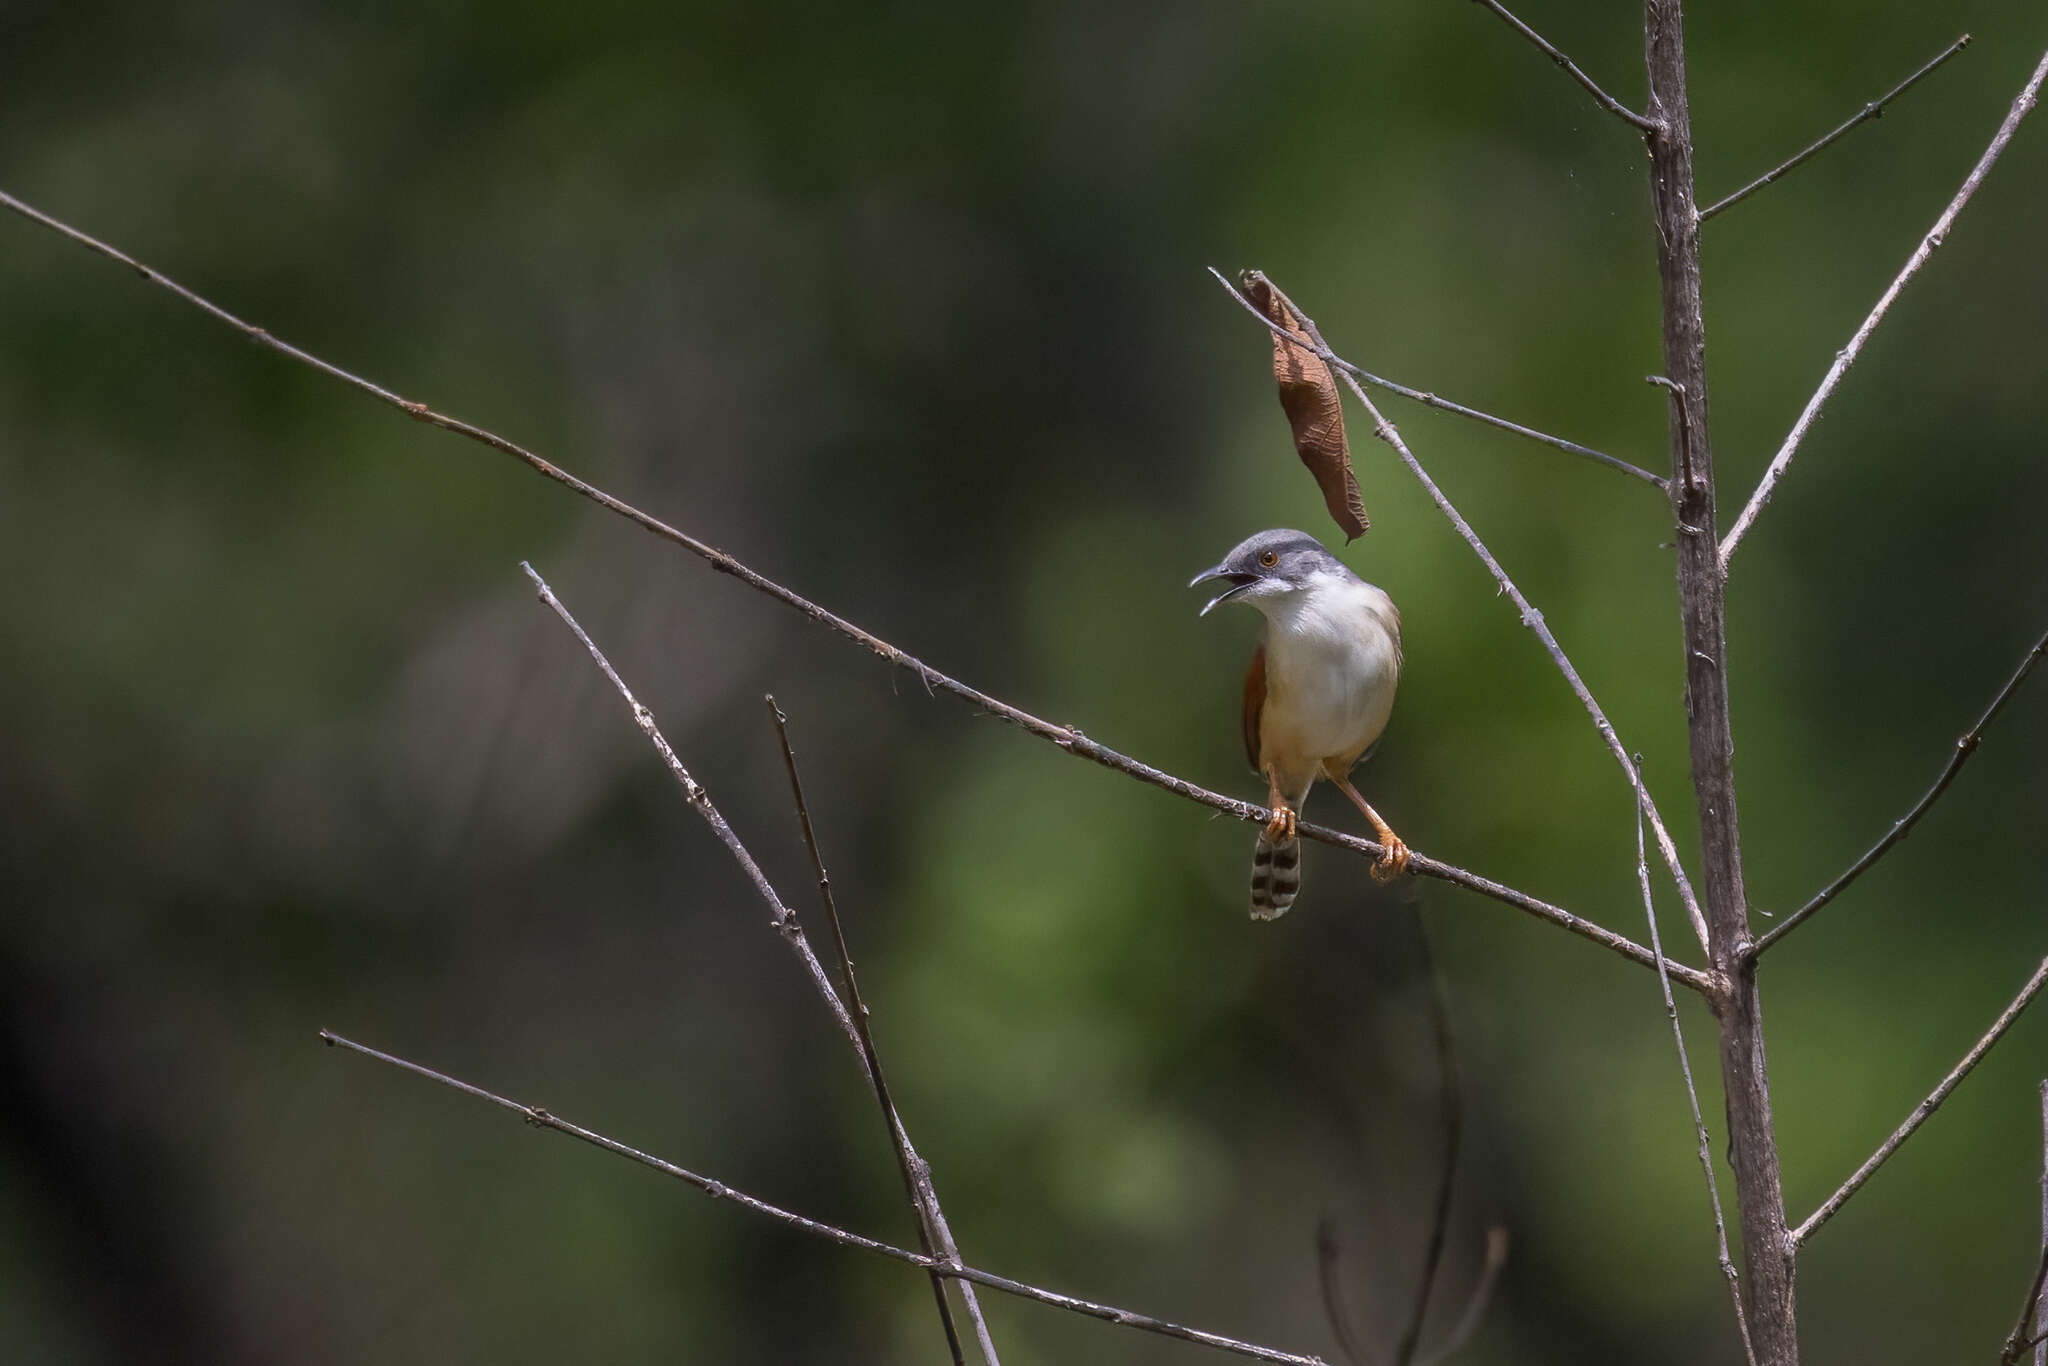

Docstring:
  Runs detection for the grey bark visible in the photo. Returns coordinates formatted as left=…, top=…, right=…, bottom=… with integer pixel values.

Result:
left=1640, top=3, right=1799, bottom=1363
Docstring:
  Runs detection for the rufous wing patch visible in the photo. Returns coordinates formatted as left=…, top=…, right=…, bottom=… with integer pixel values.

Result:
left=1241, top=643, right=1267, bottom=773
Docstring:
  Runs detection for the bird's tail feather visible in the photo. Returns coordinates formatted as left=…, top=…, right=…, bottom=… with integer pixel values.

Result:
left=1250, top=832, right=1301, bottom=920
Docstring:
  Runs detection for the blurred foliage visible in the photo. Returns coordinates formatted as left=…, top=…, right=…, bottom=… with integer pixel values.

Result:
left=3, top=1, right=2046, bottom=1363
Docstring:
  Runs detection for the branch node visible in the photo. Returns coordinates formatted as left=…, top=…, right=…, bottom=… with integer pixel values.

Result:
left=1468, top=0, right=1657, bottom=132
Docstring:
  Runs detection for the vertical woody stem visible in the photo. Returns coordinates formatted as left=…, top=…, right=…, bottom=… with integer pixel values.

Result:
left=2036, top=1080, right=2048, bottom=1366
left=1641, top=2, right=1798, bottom=1362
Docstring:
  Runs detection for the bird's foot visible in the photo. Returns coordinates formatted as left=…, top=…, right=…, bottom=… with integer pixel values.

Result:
left=1263, top=804, right=1296, bottom=842
left=1370, top=829, right=1410, bottom=882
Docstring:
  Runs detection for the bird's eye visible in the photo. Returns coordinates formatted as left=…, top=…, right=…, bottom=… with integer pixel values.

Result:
left=1258, top=551, right=1279, bottom=568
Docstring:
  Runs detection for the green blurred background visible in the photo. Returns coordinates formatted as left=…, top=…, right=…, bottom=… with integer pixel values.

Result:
left=3, top=1, right=2045, bottom=1361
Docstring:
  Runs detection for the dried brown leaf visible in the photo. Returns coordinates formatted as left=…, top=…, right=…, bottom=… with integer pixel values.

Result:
left=1241, top=270, right=1368, bottom=541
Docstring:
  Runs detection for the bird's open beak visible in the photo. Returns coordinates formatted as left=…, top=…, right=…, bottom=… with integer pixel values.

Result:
left=1189, top=564, right=1257, bottom=617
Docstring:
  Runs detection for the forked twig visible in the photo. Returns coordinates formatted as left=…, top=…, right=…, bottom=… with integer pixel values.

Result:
left=519, top=563, right=855, bottom=1044
left=766, top=697, right=977, bottom=1364
left=1631, top=756, right=1756, bottom=1366
left=318, top=1031, right=1328, bottom=1366
left=1754, top=626, right=2048, bottom=956
left=0, top=186, right=1706, bottom=992
left=518, top=563, right=996, bottom=1358
left=1793, top=953, right=2048, bottom=1246
left=1214, top=268, right=1714, bottom=961
left=766, top=696, right=994, bottom=1366
left=1468, top=0, right=1659, bottom=133
left=1721, top=44, right=2048, bottom=565
left=1701, top=34, right=1973, bottom=221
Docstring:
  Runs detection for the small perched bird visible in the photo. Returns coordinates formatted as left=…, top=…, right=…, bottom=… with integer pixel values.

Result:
left=1191, top=529, right=1408, bottom=918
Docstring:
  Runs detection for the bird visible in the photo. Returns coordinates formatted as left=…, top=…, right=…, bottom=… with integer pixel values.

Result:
left=1190, top=528, right=1407, bottom=918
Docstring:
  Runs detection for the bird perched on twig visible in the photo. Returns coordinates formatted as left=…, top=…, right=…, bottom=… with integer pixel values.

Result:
left=1191, top=529, right=1408, bottom=918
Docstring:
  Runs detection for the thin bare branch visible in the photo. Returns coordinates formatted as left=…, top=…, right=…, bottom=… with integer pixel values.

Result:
left=1206, top=269, right=1663, bottom=489
left=766, top=696, right=992, bottom=1366
left=318, top=1030, right=1328, bottom=1366
left=1721, top=44, right=2048, bottom=565
left=2038, top=1080, right=2047, bottom=1366
left=519, top=564, right=858, bottom=1042
left=1793, top=954, right=2048, bottom=1247
left=1217, top=268, right=1714, bottom=962
left=1701, top=34, right=1973, bottom=221
left=0, top=187, right=1705, bottom=993
left=2002, top=1083, right=2048, bottom=1366
left=522, top=565, right=1001, bottom=1355
left=1631, top=756, right=1757, bottom=1366
left=1755, top=626, right=2048, bottom=956
left=1640, top=7, right=1797, bottom=1355
left=1468, top=0, right=1659, bottom=133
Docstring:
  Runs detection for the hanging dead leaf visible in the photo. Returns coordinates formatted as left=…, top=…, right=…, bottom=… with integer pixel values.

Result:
left=1239, top=270, right=1367, bottom=541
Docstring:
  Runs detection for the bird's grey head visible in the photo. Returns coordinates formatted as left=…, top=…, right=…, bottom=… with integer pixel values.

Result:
left=1189, top=529, right=1350, bottom=617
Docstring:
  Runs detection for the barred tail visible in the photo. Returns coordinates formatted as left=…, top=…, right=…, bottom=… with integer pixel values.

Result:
left=1250, top=832, right=1301, bottom=920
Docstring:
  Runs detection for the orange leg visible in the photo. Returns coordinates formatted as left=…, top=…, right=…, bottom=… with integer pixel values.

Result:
left=1329, top=772, right=1409, bottom=881
left=1262, top=767, right=1296, bottom=842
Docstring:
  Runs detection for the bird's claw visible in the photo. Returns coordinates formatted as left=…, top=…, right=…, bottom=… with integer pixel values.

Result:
left=1263, top=805, right=1296, bottom=842
left=1370, top=832, right=1410, bottom=882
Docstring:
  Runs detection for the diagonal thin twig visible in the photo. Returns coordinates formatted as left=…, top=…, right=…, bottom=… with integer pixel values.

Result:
left=0, top=186, right=1709, bottom=994
left=1701, top=33, right=1973, bottom=221
left=520, top=564, right=999, bottom=1358
left=767, top=696, right=993, bottom=1366
left=1329, top=357, right=1663, bottom=489
left=1216, top=268, right=1714, bottom=962
left=1203, top=264, right=1658, bottom=488
left=1755, top=626, right=2048, bottom=956
left=519, top=564, right=857, bottom=1043
left=1721, top=43, right=2048, bottom=565
left=1218, top=289, right=1660, bottom=489
left=318, top=1030, right=1328, bottom=1366
left=1468, top=0, right=1659, bottom=133
left=1793, top=953, right=2048, bottom=1246
left=1630, top=756, right=1757, bottom=1366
